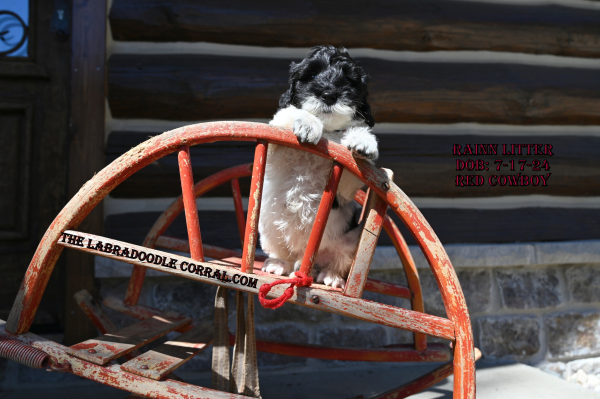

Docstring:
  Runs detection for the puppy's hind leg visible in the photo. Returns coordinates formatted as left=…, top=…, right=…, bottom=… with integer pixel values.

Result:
left=314, top=226, right=362, bottom=289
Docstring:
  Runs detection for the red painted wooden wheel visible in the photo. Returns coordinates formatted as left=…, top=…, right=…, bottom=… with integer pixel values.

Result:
left=3, top=122, right=475, bottom=399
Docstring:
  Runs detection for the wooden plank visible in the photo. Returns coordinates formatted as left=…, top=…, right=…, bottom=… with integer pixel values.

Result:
left=109, top=0, right=600, bottom=58
left=73, top=289, right=117, bottom=335
left=102, top=298, right=449, bottom=362
left=65, top=0, right=107, bottom=345
left=58, top=230, right=456, bottom=341
left=67, top=312, right=191, bottom=365
left=120, top=322, right=213, bottom=380
left=241, top=141, right=268, bottom=273
left=74, top=289, right=144, bottom=360
left=253, top=341, right=451, bottom=363
left=345, top=171, right=391, bottom=298
left=105, top=207, right=600, bottom=246
left=154, top=236, right=413, bottom=300
left=107, top=54, right=600, bottom=124
left=107, top=132, right=600, bottom=198
left=0, top=321, right=253, bottom=399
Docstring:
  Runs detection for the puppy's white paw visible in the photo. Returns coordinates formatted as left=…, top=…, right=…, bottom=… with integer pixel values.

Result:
left=293, top=114, right=323, bottom=144
left=317, top=270, right=346, bottom=289
left=342, top=128, right=379, bottom=160
left=262, top=258, right=293, bottom=276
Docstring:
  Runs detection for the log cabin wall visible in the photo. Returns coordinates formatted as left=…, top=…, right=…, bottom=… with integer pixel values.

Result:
left=98, top=0, right=600, bottom=379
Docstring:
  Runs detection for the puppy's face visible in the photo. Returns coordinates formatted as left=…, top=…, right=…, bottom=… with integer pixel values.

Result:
left=280, top=45, right=374, bottom=130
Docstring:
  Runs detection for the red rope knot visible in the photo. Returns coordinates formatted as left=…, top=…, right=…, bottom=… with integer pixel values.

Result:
left=258, top=272, right=313, bottom=309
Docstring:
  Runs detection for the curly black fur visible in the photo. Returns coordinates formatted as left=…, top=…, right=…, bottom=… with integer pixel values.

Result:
left=279, top=45, right=374, bottom=128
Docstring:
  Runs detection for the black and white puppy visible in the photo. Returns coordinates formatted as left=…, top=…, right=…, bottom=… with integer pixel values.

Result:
left=259, top=45, right=378, bottom=289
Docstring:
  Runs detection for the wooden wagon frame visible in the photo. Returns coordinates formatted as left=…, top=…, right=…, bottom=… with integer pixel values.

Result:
left=0, top=122, right=476, bottom=399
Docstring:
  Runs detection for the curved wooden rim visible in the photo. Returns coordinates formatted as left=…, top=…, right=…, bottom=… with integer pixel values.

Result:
left=6, top=121, right=474, bottom=398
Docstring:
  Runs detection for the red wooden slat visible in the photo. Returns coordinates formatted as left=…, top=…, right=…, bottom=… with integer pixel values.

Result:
left=73, top=290, right=117, bottom=335
left=299, top=162, right=343, bottom=275
left=178, top=145, right=204, bottom=262
left=252, top=340, right=450, bottom=363
left=124, top=164, right=253, bottom=306
left=363, top=279, right=412, bottom=300
left=231, top=178, right=246, bottom=247
left=67, top=313, right=191, bottom=365
left=120, top=322, right=213, bottom=380
left=241, top=141, right=268, bottom=274
left=355, top=189, right=428, bottom=351
left=383, top=216, right=428, bottom=351
left=345, top=178, right=390, bottom=298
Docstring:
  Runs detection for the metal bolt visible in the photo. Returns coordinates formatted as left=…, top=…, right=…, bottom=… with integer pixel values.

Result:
left=311, top=295, right=320, bottom=304
left=382, top=182, right=390, bottom=190
left=88, top=349, right=97, bottom=354
left=141, top=365, right=149, bottom=370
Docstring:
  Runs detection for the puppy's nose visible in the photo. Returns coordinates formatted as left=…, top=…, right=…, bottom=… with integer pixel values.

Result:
left=321, top=91, right=337, bottom=106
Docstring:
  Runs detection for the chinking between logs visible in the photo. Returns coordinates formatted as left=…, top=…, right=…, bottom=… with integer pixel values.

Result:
left=58, top=232, right=258, bottom=288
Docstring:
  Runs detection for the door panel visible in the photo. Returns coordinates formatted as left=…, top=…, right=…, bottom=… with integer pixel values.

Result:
left=0, top=0, right=71, bottom=332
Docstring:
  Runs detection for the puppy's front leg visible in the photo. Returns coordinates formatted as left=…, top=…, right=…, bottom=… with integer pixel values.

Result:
left=270, top=105, right=324, bottom=144
left=341, top=126, right=379, bottom=161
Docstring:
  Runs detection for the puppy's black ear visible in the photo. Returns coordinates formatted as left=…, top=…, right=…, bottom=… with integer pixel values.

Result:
left=357, top=68, right=375, bottom=127
left=279, top=61, right=301, bottom=108
left=279, top=85, right=294, bottom=108
left=358, top=99, right=375, bottom=128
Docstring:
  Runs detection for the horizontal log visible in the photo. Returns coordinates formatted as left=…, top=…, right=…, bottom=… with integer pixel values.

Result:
left=107, top=135, right=255, bottom=197
left=105, top=208, right=600, bottom=247
left=109, top=0, right=600, bottom=58
left=108, top=54, right=600, bottom=124
left=107, top=131, right=600, bottom=198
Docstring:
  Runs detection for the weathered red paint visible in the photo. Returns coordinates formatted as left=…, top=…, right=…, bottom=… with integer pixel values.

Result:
left=345, top=181, right=389, bottom=298
left=231, top=178, right=246, bottom=247
left=101, top=296, right=450, bottom=364
left=120, top=322, right=213, bottom=380
left=60, top=230, right=455, bottom=340
left=382, top=215, right=428, bottom=350
left=6, top=122, right=474, bottom=398
left=178, top=145, right=205, bottom=263
left=252, top=340, right=450, bottom=363
left=68, top=313, right=191, bottom=365
left=125, top=163, right=252, bottom=306
left=241, top=141, right=268, bottom=274
left=73, top=290, right=117, bottom=335
left=0, top=321, right=251, bottom=399
left=299, top=162, right=343, bottom=276
left=363, top=279, right=412, bottom=299
left=355, top=189, right=428, bottom=350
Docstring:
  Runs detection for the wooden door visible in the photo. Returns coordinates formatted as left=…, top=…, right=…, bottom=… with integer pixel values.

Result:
left=0, top=1, right=71, bottom=334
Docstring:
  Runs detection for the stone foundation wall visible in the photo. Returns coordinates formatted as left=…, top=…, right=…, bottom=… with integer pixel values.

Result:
left=95, top=239, right=600, bottom=382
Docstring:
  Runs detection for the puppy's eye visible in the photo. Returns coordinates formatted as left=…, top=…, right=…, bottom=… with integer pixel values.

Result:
left=310, top=75, right=317, bottom=80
